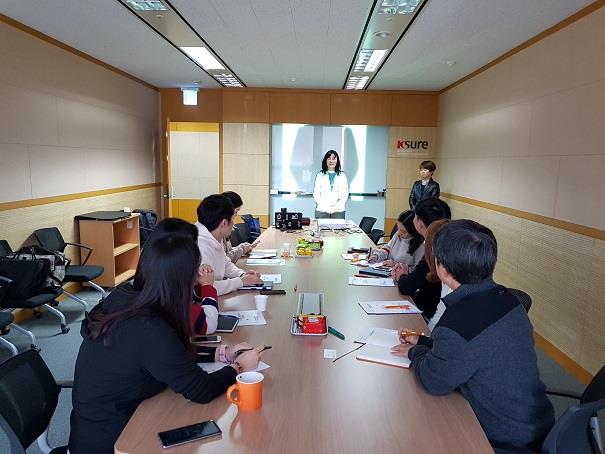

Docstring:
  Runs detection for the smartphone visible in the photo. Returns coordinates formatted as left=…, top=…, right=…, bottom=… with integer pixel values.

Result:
left=159, top=420, right=221, bottom=448
left=192, top=335, right=221, bottom=344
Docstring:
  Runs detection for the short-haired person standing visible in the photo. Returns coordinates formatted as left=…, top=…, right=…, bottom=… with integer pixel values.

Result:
left=393, top=220, right=554, bottom=450
left=409, top=160, right=440, bottom=210
left=313, top=150, right=349, bottom=219
left=196, top=194, right=263, bottom=295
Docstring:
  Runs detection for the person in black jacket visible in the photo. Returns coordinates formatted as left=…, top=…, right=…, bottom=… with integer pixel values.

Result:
left=409, top=160, right=440, bottom=209
left=69, top=233, right=267, bottom=454
left=392, top=197, right=451, bottom=317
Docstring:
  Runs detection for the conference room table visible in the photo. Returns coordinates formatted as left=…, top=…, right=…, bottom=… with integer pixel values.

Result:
left=115, top=225, right=492, bottom=453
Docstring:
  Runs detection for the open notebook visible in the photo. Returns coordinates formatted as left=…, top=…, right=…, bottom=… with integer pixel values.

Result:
left=355, top=328, right=410, bottom=368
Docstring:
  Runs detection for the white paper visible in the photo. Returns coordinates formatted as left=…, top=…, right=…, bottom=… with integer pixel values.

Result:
left=348, top=276, right=395, bottom=287
left=249, top=249, right=277, bottom=259
left=198, top=361, right=270, bottom=373
left=357, top=344, right=410, bottom=369
left=323, top=349, right=337, bottom=359
left=359, top=301, right=422, bottom=315
left=246, top=258, right=286, bottom=266
left=220, top=310, right=267, bottom=326
left=341, top=253, right=367, bottom=260
left=260, top=274, right=282, bottom=284
left=354, top=327, right=400, bottom=348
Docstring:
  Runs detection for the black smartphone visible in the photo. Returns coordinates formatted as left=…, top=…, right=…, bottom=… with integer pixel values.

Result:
left=159, top=420, right=221, bottom=448
left=260, top=289, right=286, bottom=295
left=192, top=335, right=221, bottom=344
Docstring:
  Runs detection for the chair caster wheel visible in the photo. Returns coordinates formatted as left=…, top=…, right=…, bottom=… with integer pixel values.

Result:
left=51, top=300, right=59, bottom=307
left=61, top=325, right=70, bottom=334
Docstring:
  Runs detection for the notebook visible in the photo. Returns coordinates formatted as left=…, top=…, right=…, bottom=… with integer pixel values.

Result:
left=355, top=327, right=410, bottom=369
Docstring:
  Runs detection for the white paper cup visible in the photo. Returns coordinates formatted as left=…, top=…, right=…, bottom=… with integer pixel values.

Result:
left=282, top=242, right=291, bottom=257
left=254, top=294, right=268, bottom=311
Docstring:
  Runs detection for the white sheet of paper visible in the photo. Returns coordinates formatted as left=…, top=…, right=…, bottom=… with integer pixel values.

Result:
left=260, top=274, right=282, bottom=284
left=354, top=327, right=400, bottom=348
left=198, top=361, right=270, bottom=373
left=348, top=276, right=395, bottom=287
left=341, top=253, right=367, bottom=260
left=358, top=301, right=422, bottom=315
left=220, top=310, right=267, bottom=326
left=323, top=349, right=337, bottom=359
left=246, top=258, right=286, bottom=266
left=249, top=249, right=277, bottom=259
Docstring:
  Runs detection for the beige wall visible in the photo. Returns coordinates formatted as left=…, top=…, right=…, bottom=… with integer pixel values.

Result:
left=437, top=7, right=605, bottom=375
left=0, top=21, right=160, bottom=258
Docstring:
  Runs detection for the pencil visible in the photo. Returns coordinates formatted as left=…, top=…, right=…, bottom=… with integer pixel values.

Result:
left=384, top=305, right=410, bottom=309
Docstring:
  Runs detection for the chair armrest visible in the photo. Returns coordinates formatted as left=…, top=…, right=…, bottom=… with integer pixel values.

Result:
left=545, top=388, right=582, bottom=400
left=56, top=379, right=74, bottom=389
left=65, top=242, right=93, bottom=265
left=140, top=227, right=153, bottom=232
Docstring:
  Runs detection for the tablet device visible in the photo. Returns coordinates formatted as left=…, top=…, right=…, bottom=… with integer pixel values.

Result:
left=215, top=315, right=239, bottom=333
left=359, top=268, right=391, bottom=278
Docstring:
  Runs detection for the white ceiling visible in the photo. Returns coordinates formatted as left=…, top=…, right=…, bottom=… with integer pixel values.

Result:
left=0, top=0, right=595, bottom=90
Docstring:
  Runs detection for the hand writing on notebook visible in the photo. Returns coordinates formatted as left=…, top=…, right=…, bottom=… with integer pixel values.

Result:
left=197, top=265, right=215, bottom=286
left=236, top=344, right=268, bottom=372
left=390, top=343, right=413, bottom=357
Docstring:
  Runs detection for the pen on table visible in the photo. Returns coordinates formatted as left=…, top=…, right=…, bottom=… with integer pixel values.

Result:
left=328, top=326, right=345, bottom=340
left=260, top=345, right=272, bottom=353
left=384, top=305, right=411, bottom=310
left=233, top=348, right=253, bottom=357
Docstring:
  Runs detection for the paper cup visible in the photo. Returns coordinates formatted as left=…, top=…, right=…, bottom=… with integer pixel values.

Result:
left=254, top=294, right=268, bottom=311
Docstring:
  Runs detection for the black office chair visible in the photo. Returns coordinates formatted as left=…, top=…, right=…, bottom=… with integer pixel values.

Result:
left=0, top=349, right=71, bottom=453
left=508, top=288, right=532, bottom=313
left=0, top=240, right=11, bottom=257
left=388, top=223, right=398, bottom=240
left=359, top=217, right=377, bottom=235
left=133, top=209, right=157, bottom=247
left=545, top=364, right=605, bottom=453
left=231, top=223, right=250, bottom=247
left=34, top=227, right=105, bottom=310
left=368, top=229, right=385, bottom=245
left=240, top=214, right=261, bottom=242
left=0, top=276, right=18, bottom=356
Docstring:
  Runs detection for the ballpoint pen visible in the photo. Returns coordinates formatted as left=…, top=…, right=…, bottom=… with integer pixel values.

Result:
left=384, top=305, right=411, bottom=310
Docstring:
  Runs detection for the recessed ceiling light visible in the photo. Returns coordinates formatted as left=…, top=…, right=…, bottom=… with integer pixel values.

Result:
left=193, top=80, right=200, bottom=84
left=290, top=77, right=297, bottom=82
left=180, top=47, right=225, bottom=70
left=126, top=0, right=168, bottom=11
left=374, top=31, right=391, bottom=38
left=445, top=60, right=456, bottom=67
left=155, top=14, right=163, bottom=19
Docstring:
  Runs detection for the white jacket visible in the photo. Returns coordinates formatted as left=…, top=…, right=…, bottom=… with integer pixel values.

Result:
left=196, top=222, right=244, bottom=295
left=313, top=171, right=349, bottom=214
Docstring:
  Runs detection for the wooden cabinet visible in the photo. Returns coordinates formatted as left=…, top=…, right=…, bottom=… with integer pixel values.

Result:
left=78, top=214, right=140, bottom=287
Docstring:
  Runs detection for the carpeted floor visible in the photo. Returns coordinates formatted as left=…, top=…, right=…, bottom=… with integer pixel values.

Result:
left=0, top=289, right=602, bottom=453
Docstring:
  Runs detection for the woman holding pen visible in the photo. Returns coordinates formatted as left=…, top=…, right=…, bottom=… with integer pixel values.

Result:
left=69, top=231, right=267, bottom=454
left=368, top=210, right=424, bottom=271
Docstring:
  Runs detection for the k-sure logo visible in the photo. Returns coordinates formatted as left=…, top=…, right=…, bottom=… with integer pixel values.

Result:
left=396, top=139, right=429, bottom=150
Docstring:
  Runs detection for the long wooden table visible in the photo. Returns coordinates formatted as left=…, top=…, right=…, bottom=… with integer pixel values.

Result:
left=115, top=227, right=491, bottom=453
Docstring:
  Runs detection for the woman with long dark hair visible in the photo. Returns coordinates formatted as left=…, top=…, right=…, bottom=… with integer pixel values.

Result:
left=69, top=233, right=266, bottom=454
left=368, top=210, right=424, bottom=271
left=313, top=150, right=349, bottom=219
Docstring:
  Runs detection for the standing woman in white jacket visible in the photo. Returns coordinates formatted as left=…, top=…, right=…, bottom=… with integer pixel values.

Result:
left=313, top=150, right=349, bottom=219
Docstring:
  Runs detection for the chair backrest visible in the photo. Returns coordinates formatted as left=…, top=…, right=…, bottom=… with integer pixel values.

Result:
left=0, top=349, right=60, bottom=449
left=541, top=398, right=605, bottom=454
left=0, top=276, right=11, bottom=306
left=231, top=223, right=250, bottom=246
left=359, top=217, right=377, bottom=235
left=508, top=288, right=532, bottom=313
left=241, top=214, right=260, bottom=240
left=582, top=364, right=605, bottom=404
left=0, top=240, right=12, bottom=257
left=33, top=228, right=66, bottom=253
left=133, top=209, right=158, bottom=245
left=369, top=229, right=385, bottom=245
left=389, top=223, right=398, bottom=239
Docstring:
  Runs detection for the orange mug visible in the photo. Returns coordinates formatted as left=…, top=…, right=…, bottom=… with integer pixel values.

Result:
left=226, top=372, right=264, bottom=411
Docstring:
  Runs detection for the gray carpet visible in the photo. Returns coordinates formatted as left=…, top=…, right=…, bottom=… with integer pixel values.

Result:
left=0, top=290, right=602, bottom=453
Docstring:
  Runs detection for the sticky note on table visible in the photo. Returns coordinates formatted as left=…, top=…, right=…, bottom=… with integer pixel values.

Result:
left=323, top=349, right=337, bottom=359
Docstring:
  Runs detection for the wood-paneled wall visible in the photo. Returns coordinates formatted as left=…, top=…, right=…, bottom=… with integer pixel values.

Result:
left=437, top=5, right=605, bottom=377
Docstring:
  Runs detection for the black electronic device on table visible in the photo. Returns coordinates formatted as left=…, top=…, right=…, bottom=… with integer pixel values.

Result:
left=215, top=314, right=239, bottom=333
left=158, top=420, right=221, bottom=448
left=359, top=268, right=391, bottom=278
left=275, top=209, right=303, bottom=230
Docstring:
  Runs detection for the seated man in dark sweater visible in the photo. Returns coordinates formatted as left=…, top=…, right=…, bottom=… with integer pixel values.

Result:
left=392, top=197, right=451, bottom=317
left=393, top=220, right=554, bottom=449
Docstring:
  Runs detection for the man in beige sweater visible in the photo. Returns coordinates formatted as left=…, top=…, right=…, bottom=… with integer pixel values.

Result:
left=196, top=195, right=263, bottom=295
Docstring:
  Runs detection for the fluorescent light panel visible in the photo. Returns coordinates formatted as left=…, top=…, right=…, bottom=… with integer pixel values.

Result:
left=353, top=49, right=388, bottom=73
left=181, top=88, right=198, bottom=106
left=126, top=0, right=168, bottom=11
left=180, top=47, right=225, bottom=70
left=378, top=0, right=420, bottom=14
